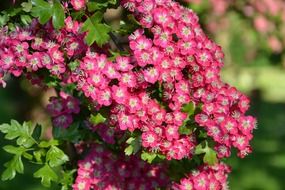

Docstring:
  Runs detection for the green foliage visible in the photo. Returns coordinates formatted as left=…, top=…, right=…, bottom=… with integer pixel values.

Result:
left=34, top=164, right=58, bottom=187
left=46, top=145, right=69, bottom=167
left=124, top=136, right=141, bottom=156
left=179, top=102, right=196, bottom=135
left=81, top=12, right=111, bottom=46
left=59, top=170, right=76, bottom=190
left=90, top=113, right=107, bottom=125
left=68, top=60, right=80, bottom=71
left=31, top=0, right=65, bottom=29
left=141, top=151, right=157, bottom=164
left=21, top=1, right=33, bottom=12
left=0, top=120, right=70, bottom=188
left=181, top=102, right=195, bottom=114
left=195, top=141, right=218, bottom=165
left=0, top=14, right=9, bottom=27
left=87, top=0, right=117, bottom=12
left=0, top=120, right=36, bottom=148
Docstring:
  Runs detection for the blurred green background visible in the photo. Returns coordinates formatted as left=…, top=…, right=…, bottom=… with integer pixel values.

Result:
left=1, top=0, right=285, bottom=189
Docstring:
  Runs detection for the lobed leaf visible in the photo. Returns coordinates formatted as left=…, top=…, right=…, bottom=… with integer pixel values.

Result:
left=34, top=164, right=58, bottom=187
left=81, top=12, right=111, bottom=46
left=46, top=145, right=69, bottom=167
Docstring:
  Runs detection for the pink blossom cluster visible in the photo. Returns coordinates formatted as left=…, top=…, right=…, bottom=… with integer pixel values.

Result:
left=172, top=162, right=230, bottom=190
left=73, top=144, right=169, bottom=190
left=0, top=16, right=86, bottom=87
left=0, top=0, right=256, bottom=160
left=0, top=1, right=257, bottom=189
left=121, top=0, right=256, bottom=158
left=47, top=92, right=80, bottom=128
left=72, top=48, right=197, bottom=160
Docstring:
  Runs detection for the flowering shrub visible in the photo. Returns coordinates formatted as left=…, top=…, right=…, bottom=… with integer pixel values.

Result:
left=0, top=0, right=256, bottom=189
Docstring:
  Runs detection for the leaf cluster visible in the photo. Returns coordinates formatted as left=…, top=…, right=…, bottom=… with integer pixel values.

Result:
left=0, top=120, right=71, bottom=188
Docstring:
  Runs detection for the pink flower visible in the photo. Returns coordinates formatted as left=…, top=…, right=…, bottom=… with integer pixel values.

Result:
left=232, top=134, right=249, bottom=150
left=28, top=52, right=43, bottom=71
left=112, top=85, right=129, bottom=104
left=165, top=125, right=179, bottom=141
left=142, top=131, right=159, bottom=148
left=41, top=53, right=53, bottom=69
left=238, top=116, right=256, bottom=135
left=220, top=117, right=238, bottom=135
left=97, top=88, right=112, bottom=106
left=127, top=96, right=141, bottom=112
left=87, top=72, right=107, bottom=88
left=115, top=56, right=133, bottom=72
left=130, top=36, right=152, bottom=52
left=50, top=64, right=66, bottom=76
left=73, top=178, right=91, bottom=190
left=0, top=52, right=14, bottom=70
left=49, top=47, right=64, bottom=64
left=119, top=72, right=137, bottom=88
left=143, top=67, right=159, bottom=84
left=118, top=113, right=133, bottom=130
left=71, top=0, right=86, bottom=10
left=238, top=95, right=250, bottom=113
left=103, top=64, right=121, bottom=79
left=153, top=8, right=172, bottom=27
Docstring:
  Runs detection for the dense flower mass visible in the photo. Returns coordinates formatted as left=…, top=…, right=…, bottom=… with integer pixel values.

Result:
left=120, top=0, right=256, bottom=159
left=172, top=162, right=230, bottom=190
left=73, top=144, right=169, bottom=190
left=0, top=0, right=257, bottom=189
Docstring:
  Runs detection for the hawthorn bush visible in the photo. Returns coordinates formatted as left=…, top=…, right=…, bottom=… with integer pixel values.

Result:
left=0, top=0, right=256, bottom=189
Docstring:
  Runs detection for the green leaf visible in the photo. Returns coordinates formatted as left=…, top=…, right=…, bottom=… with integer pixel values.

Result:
left=124, top=136, right=141, bottom=156
left=182, top=101, right=195, bottom=115
left=31, top=0, right=65, bottom=29
left=34, top=164, right=58, bottom=187
left=21, top=1, right=33, bottom=12
left=124, top=145, right=134, bottom=156
left=39, top=139, right=59, bottom=148
left=2, top=155, right=24, bottom=180
left=68, top=60, right=80, bottom=71
left=1, top=167, right=16, bottom=181
left=141, top=151, right=157, bottom=164
left=22, top=152, right=33, bottom=160
left=179, top=125, right=192, bottom=135
left=203, top=148, right=218, bottom=165
left=34, top=149, right=46, bottom=163
left=0, top=14, right=9, bottom=27
left=81, top=12, right=111, bottom=46
left=3, top=145, right=27, bottom=155
left=195, top=142, right=218, bottom=165
left=52, top=0, right=65, bottom=29
left=90, top=113, right=106, bottom=125
left=31, top=0, right=52, bottom=24
left=87, top=0, right=117, bottom=12
left=60, top=170, right=76, bottom=190
left=0, top=120, right=36, bottom=148
left=20, top=15, right=32, bottom=25
left=46, top=146, right=69, bottom=167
